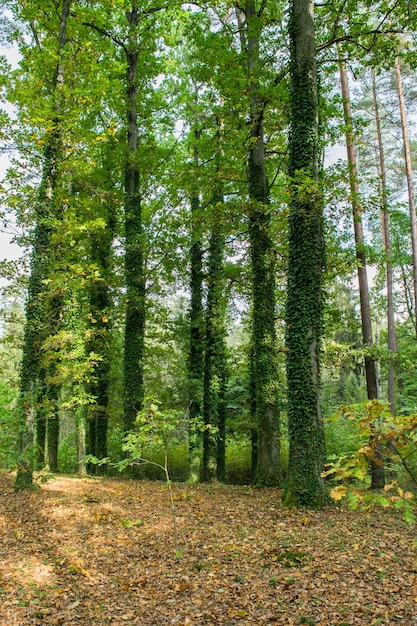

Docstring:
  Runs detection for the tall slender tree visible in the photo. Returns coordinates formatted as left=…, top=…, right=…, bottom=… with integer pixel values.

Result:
left=338, top=56, right=384, bottom=489
left=123, top=3, right=146, bottom=432
left=202, top=120, right=228, bottom=483
left=395, top=56, right=417, bottom=338
left=236, top=0, right=280, bottom=486
left=372, top=68, right=399, bottom=415
left=188, top=126, right=204, bottom=483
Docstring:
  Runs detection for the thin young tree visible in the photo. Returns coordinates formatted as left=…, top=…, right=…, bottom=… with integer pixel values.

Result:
left=202, top=119, right=228, bottom=483
left=338, top=55, right=384, bottom=489
left=395, top=56, right=417, bottom=338
left=372, top=68, right=399, bottom=415
left=236, top=0, right=280, bottom=486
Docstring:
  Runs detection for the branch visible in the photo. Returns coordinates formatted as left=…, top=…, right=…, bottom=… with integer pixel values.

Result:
left=318, top=29, right=404, bottom=53
left=29, top=21, right=41, bottom=49
left=82, top=21, right=127, bottom=54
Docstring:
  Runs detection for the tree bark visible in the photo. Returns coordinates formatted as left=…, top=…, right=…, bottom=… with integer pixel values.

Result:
left=395, top=56, right=417, bottom=338
left=188, top=128, right=204, bottom=483
left=338, top=55, right=383, bottom=489
left=86, top=147, right=116, bottom=472
left=123, top=5, right=146, bottom=433
left=284, top=0, right=327, bottom=507
left=237, top=0, right=281, bottom=486
left=15, top=0, right=71, bottom=487
left=372, top=69, right=399, bottom=415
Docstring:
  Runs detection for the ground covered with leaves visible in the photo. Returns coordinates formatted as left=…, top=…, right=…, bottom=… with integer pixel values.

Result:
left=0, top=471, right=416, bottom=625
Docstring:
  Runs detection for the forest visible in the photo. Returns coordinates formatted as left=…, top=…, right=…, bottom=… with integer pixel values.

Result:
left=1, top=1, right=417, bottom=624
left=0, top=0, right=417, bottom=511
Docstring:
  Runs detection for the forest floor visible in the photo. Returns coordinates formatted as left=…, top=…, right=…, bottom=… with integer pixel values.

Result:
left=0, top=471, right=416, bottom=626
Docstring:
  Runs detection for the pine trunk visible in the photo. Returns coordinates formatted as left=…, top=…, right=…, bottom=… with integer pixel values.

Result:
left=339, top=56, right=383, bottom=489
left=372, top=70, right=399, bottom=415
left=395, top=57, right=417, bottom=337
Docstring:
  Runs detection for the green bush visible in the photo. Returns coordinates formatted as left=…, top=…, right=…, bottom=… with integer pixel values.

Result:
left=226, top=436, right=251, bottom=484
left=0, top=381, right=19, bottom=469
left=57, top=435, right=78, bottom=473
left=135, top=443, right=189, bottom=482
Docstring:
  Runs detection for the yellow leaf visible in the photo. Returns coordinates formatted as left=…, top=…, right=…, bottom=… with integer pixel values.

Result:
left=330, top=485, right=347, bottom=501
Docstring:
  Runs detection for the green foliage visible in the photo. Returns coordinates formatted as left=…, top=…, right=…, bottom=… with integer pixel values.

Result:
left=225, top=436, right=252, bottom=485
left=0, top=381, right=19, bottom=469
left=323, top=400, right=417, bottom=523
left=57, top=435, right=78, bottom=474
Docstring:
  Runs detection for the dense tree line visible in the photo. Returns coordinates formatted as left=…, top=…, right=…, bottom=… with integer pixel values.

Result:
left=0, top=0, right=416, bottom=507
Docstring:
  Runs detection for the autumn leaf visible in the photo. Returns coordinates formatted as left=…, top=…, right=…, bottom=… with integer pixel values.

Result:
left=329, top=485, right=347, bottom=501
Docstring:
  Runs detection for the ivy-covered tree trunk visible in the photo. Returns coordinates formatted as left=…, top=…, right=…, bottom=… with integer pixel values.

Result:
left=202, top=227, right=227, bottom=482
left=284, top=0, right=327, bottom=507
left=47, top=381, right=60, bottom=472
left=86, top=143, right=116, bottom=472
left=123, top=5, right=146, bottom=433
left=15, top=0, right=71, bottom=488
left=339, top=57, right=384, bottom=489
left=87, top=224, right=114, bottom=472
left=201, top=123, right=228, bottom=483
left=238, top=0, right=280, bottom=486
left=188, top=176, right=204, bottom=482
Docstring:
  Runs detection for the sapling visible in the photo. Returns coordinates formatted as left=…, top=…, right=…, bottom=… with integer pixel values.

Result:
left=122, top=399, right=182, bottom=554
left=88, top=398, right=183, bottom=554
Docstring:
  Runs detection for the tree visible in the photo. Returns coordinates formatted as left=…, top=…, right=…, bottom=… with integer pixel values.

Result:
left=372, top=68, right=399, bottom=415
left=202, top=121, right=228, bottom=483
left=395, top=56, right=417, bottom=339
left=236, top=0, right=281, bottom=486
left=14, top=0, right=72, bottom=488
left=338, top=57, right=384, bottom=489
left=188, top=127, right=204, bottom=482
left=284, top=0, right=327, bottom=507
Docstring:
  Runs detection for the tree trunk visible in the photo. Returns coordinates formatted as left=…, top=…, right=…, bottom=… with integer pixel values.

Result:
left=284, top=0, right=327, bottom=507
left=188, top=129, right=204, bottom=483
left=202, top=120, right=228, bottom=483
left=123, top=5, right=146, bottom=432
left=372, top=69, right=399, bottom=415
left=395, top=56, right=417, bottom=338
left=238, top=0, right=280, bottom=486
left=86, top=158, right=115, bottom=472
left=338, top=55, right=383, bottom=489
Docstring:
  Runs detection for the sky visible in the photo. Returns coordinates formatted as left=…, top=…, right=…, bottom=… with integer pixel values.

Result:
left=0, top=42, right=22, bottom=282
